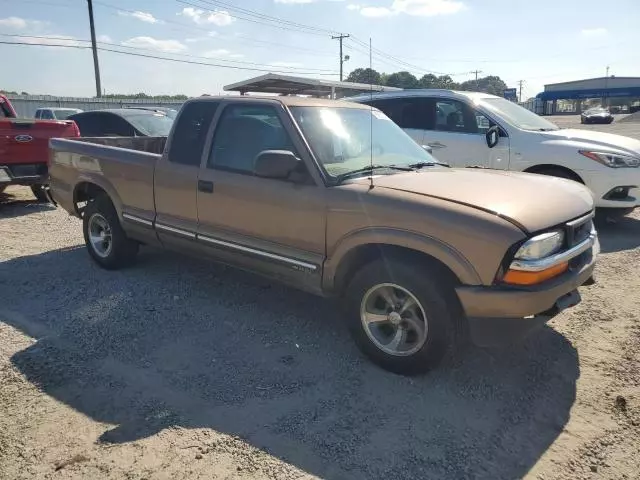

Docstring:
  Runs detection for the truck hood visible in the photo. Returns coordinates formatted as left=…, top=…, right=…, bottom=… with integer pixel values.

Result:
left=362, top=168, right=594, bottom=233
left=543, top=128, right=640, bottom=157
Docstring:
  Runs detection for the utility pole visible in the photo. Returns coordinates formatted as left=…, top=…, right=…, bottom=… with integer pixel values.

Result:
left=87, top=0, right=102, bottom=98
left=518, top=79, right=525, bottom=102
left=332, top=34, right=350, bottom=81
left=472, top=69, right=483, bottom=90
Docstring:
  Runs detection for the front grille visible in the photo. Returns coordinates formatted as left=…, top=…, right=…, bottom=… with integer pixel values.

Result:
left=566, top=213, right=593, bottom=248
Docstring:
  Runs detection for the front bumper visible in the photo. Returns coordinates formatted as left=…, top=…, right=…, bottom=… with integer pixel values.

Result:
left=0, top=164, right=48, bottom=187
left=578, top=167, right=640, bottom=209
left=456, top=234, right=598, bottom=347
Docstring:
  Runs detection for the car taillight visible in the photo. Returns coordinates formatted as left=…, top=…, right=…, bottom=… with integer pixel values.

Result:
left=68, top=121, right=80, bottom=137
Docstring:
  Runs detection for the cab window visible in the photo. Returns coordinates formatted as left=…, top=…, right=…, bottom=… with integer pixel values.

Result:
left=207, top=104, right=297, bottom=174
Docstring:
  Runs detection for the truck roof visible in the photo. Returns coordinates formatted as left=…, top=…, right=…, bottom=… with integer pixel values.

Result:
left=190, top=95, right=372, bottom=109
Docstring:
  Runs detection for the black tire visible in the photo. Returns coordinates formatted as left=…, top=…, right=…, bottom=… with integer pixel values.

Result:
left=31, top=184, right=49, bottom=203
left=535, top=167, right=582, bottom=183
left=343, top=258, right=464, bottom=375
left=82, top=194, right=138, bottom=269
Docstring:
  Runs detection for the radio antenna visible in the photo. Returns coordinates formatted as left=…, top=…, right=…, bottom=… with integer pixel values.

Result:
left=368, top=37, right=374, bottom=191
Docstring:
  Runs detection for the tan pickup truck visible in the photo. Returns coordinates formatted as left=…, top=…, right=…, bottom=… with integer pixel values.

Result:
left=49, top=96, right=599, bottom=374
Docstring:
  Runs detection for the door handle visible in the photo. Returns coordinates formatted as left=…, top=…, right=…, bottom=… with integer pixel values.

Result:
left=198, top=180, right=214, bottom=193
left=427, top=142, right=447, bottom=149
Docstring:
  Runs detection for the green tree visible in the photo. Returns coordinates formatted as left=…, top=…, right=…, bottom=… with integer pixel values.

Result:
left=459, top=75, right=508, bottom=96
left=420, top=74, right=458, bottom=89
left=384, top=71, right=419, bottom=89
left=346, top=68, right=382, bottom=85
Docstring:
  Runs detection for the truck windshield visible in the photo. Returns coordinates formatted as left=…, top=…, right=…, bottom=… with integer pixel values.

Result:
left=125, top=113, right=174, bottom=136
left=481, top=97, right=560, bottom=131
left=289, top=106, right=440, bottom=180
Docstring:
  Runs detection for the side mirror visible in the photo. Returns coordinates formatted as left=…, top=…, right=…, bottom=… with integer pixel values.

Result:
left=486, top=126, right=500, bottom=148
left=254, top=150, right=302, bottom=180
left=421, top=145, right=433, bottom=155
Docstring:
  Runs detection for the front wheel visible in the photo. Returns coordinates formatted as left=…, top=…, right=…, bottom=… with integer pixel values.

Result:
left=83, top=194, right=139, bottom=269
left=343, top=259, right=463, bottom=375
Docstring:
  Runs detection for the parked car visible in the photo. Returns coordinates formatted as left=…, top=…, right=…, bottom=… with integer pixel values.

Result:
left=0, top=94, right=80, bottom=201
left=123, top=106, right=179, bottom=119
left=581, top=107, right=614, bottom=124
left=34, top=107, right=83, bottom=120
left=348, top=90, right=640, bottom=218
left=67, top=108, right=174, bottom=137
left=49, top=96, right=598, bottom=374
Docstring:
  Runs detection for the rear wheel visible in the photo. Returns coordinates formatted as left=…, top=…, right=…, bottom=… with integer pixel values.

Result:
left=30, top=184, right=49, bottom=203
left=82, top=194, right=138, bottom=269
left=343, top=258, right=463, bottom=375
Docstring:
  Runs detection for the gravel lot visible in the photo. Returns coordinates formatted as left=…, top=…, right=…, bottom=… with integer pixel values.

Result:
left=1, top=117, right=640, bottom=479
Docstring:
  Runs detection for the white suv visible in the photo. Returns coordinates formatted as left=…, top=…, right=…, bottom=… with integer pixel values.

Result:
left=349, top=90, right=640, bottom=216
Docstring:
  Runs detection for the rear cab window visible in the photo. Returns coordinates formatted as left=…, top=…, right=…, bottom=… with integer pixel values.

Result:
left=167, top=101, right=219, bottom=166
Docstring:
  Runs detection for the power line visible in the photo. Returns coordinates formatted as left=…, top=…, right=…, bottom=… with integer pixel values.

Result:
left=0, top=40, right=90, bottom=50
left=90, top=0, right=335, bottom=57
left=343, top=40, right=471, bottom=78
left=0, top=34, right=338, bottom=73
left=189, top=0, right=339, bottom=36
left=175, top=0, right=333, bottom=37
left=0, top=40, right=340, bottom=75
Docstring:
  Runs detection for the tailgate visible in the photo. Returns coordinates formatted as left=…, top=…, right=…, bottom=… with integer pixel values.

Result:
left=0, top=119, right=79, bottom=165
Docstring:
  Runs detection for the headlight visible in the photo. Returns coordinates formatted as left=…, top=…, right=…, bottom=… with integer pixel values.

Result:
left=514, top=231, right=564, bottom=260
left=580, top=150, right=640, bottom=168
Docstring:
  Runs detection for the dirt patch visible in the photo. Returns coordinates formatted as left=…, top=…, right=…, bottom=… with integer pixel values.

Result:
left=1, top=186, right=640, bottom=479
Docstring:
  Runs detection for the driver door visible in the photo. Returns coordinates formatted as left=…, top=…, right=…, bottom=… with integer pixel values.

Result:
left=196, top=101, right=326, bottom=292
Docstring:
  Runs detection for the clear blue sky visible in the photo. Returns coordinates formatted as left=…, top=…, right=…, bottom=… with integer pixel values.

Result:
left=0, top=0, right=638, bottom=99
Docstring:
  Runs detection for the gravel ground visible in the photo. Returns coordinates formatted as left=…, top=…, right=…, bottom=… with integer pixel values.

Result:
left=1, top=119, right=640, bottom=479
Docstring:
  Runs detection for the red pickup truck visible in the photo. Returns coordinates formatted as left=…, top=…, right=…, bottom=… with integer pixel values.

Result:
left=0, top=94, right=80, bottom=201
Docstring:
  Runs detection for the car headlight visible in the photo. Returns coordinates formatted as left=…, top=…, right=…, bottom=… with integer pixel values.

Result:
left=514, top=231, right=565, bottom=260
left=580, top=150, right=640, bottom=168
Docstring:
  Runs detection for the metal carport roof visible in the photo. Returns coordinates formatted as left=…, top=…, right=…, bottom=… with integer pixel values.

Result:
left=223, top=73, right=401, bottom=98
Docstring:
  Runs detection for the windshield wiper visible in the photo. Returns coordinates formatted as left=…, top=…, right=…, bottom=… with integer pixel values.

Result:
left=408, top=161, right=448, bottom=169
left=334, top=164, right=413, bottom=184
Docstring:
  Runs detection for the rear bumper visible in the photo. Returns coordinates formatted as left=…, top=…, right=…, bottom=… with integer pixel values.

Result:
left=456, top=236, right=598, bottom=347
left=0, top=164, right=48, bottom=186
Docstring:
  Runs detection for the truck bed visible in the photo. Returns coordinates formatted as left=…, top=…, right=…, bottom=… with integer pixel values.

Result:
left=73, top=136, right=167, bottom=155
left=49, top=136, right=164, bottom=218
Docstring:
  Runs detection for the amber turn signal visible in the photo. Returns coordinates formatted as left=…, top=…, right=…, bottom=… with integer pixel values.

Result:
left=503, top=262, right=569, bottom=286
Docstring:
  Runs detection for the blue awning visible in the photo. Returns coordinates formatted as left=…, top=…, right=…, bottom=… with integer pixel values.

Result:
left=537, top=86, right=640, bottom=100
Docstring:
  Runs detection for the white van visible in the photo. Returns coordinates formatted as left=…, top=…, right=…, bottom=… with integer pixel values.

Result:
left=349, top=90, right=640, bottom=216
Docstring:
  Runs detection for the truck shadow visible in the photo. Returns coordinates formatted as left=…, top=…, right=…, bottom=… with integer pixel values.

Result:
left=1, top=247, right=579, bottom=480
left=595, top=215, right=640, bottom=253
left=0, top=189, right=55, bottom=219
